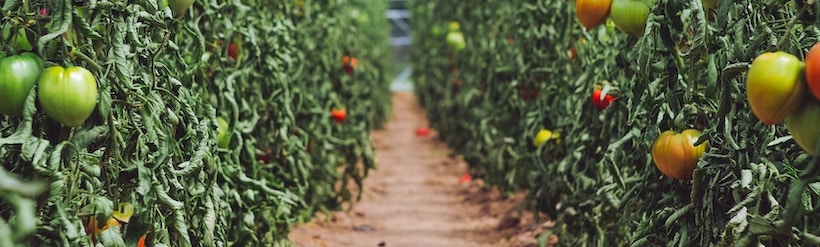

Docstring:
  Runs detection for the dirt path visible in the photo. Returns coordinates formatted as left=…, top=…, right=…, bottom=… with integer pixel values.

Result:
left=289, top=93, right=554, bottom=247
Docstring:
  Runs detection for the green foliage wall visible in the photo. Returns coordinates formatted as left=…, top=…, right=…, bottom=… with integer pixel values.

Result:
left=411, top=0, right=820, bottom=246
left=0, top=0, right=391, bottom=246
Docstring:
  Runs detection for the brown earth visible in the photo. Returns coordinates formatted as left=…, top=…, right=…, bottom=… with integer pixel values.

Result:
left=289, top=93, right=557, bottom=247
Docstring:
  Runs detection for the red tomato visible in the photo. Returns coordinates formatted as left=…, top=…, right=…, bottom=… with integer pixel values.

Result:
left=137, top=234, right=147, bottom=247
left=331, top=108, right=347, bottom=123
left=804, top=42, right=820, bottom=101
left=575, top=0, right=612, bottom=30
left=591, top=89, right=615, bottom=109
left=227, top=42, right=239, bottom=60
left=416, top=127, right=430, bottom=137
left=342, top=56, right=358, bottom=75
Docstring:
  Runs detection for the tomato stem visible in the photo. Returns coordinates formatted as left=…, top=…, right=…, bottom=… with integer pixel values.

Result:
left=71, top=48, right=103, bottom=72
left=775, top=4, right=809, bottom=51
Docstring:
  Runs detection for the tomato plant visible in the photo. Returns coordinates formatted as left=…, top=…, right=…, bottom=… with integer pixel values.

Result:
left=746, top=51, right=806, bottom=125
left=609, top=0, right=651, bottom=36
left=331, top=108, right=347, bottom=123
left=217, top=117, right=230, bottom=148
left=2, top=26, right=33, bottom=51
left=38, top=66, right=99, bottom=127
left=591, top=88, right=615, bottom=109
left=651, top=129, right=709, bottom=180
left=0, top=53, right=43, bottom=116
left=575, top=0, right=612, bottom=30
left=804, top=42, right=820, bottom=101
left=785, top=99, right=820, bottom=156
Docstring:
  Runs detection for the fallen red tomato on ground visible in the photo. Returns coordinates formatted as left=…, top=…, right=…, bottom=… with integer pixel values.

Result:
left=459, top=173, right=472, bottom=184
left=331, top=108, right=347, bottom=123
left=591, top=88, right=615, bottom=109
left=416, top=127, right=430, bottom=137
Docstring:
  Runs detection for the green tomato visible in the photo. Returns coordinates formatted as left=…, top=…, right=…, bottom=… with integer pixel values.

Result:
left=431, top=25, right=444, bottom=37
left=448, top=21, right=460, bottom=32
left=0, top=53, right=44, bottom=116
left=610, top=0, right=651, bottom=36
left=785, top=99, right=820, bottom=156
left=38, top=66, right=99, bottom=127
left=446, top=31, right=466, bottom=52
left=746, top=51, right=806, bottom=125
left=168, top=0, right=194, bottom=14
left=216, top=117, right=230, bottom=148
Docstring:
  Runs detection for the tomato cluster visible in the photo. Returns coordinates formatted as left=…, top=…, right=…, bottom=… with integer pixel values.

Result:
left=746, top=44, right=820, bottom=156
left=575, top=0, right=652, bottom=36
left=342, top=55, right=359, bottom=75
left=445, top=22, right=466, bottom=52
left=0, top=53, right=98, bottom=127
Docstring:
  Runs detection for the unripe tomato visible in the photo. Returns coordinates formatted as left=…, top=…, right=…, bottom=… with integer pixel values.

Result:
left=804, top=42, right=820, bottom=101
left=446, top=31, right=466, bottom=52
left=38, top=66, right=99, bottom=127
left=0, top=53, right=43, bottom=116
left=431, top=25, right=444, bottom=37
left=785, top=99, right=820, bottom=156
left=331, top=108, right=347, bottom=123
left=168, top=0, right=194, bottom=14
left=609, top=0, right=651, bottom=36
left=448, top=21, right=460, bottom=32
left=651, top=129, right=709, bottom=180
left=533, top=129, right=556, bottom=147
left=746, top=51, right=806, bottom=125
left=591, top=89, right=615, bottom=109
left=217, top=117, right=230, bottom=148
left=576, top=0, right=612, bottom=30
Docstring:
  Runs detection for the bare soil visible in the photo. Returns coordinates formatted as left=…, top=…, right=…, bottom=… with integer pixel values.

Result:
left=289, top=93, right=556, bottom=247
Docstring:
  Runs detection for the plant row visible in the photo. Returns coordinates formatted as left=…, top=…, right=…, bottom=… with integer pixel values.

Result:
left=0, top=0, right=392, bottom=246
left=411, top=0, right=820, bottom=245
